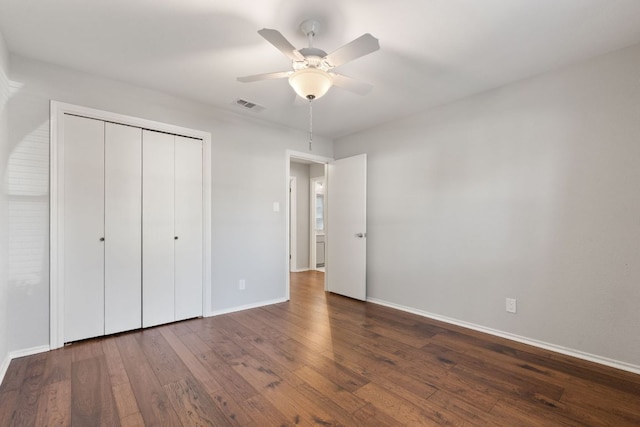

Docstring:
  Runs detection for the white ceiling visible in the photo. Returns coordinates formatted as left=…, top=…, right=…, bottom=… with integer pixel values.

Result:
left=1, top=0, right=640, bottom=139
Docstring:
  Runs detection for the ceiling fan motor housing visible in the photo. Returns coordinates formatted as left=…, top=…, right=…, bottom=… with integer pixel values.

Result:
left=295, top=48, right=331, bottom=71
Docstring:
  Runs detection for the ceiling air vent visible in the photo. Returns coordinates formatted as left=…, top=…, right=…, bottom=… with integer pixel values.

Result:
left=235, top=98, right=265, bottom=112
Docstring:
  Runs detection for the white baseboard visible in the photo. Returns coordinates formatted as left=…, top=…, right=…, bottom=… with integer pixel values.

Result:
left=10, top=345, right=50, bottom=360
left=0, top=353, right=9, bottom=386
left=367, top=297, right=640, bottom=376
left=0, top=345, right=50, bottom=385
left=290, top=268, right=310, bottom=273
left=207, top=297, right=288, bottom=317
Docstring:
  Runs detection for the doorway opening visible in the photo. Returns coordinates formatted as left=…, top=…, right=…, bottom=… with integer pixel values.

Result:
left=286, top=150, right=332, bottom=300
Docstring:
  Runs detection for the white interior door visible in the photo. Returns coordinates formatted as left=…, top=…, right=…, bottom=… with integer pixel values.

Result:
left=63, top=114, right=105, bottom=342
left=326, top=154, right=367, bottom=300
left=142, top=130, right=175, bottom=327
left=104, top=123, right=142, bottom=334
left=174, top=136, right=203, bottom=321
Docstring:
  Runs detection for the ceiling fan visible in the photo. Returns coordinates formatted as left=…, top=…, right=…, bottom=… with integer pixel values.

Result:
left=237, top=20, right=380, bottom=101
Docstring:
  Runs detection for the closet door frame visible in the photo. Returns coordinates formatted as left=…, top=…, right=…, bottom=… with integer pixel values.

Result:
left=50, top=101, right=212, bottom=349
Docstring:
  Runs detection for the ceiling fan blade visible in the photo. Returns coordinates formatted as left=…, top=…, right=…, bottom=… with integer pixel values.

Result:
left=258, top=28, right=305, bottom=61
left=323, top=33, right=380, bottom=68
left=329, top=73, right=373, bottom=96
left=237, top=71, right=292, bottom=83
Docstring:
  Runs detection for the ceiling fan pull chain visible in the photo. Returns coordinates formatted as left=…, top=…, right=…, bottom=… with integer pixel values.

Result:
left=308, top=99, right=313, bottom=151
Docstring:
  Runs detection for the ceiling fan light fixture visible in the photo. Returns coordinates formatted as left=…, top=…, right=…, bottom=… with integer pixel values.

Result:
left=288, top=68, right=333, bottom=100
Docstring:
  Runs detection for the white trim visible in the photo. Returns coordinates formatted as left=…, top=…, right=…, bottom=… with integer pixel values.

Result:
left=285, top=150, right=333, bottom=301
left=202, top=129, right=213, bottom=322
left=10, top=345, right=50, bottom=360
left=368, top=297, right=640, bottom=376
left=309, top=176, right=325, bottom=272
left=0, top=345, right=51, bottom=385
left=290, top=268, right=310, bottom=273
left=207, top=297, right=288, bottom=317
left=49, top=101, right=62, bottom=349
left=0, top=353, right=9, bottom=385
left=50, top=101, right=213, bottom=349
left=289, top=177, right=297, bottom=272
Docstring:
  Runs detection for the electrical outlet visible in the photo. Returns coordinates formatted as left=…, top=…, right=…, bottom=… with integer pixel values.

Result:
left=506, top=298, right=517, bottom=313
left=239, top=279, right=246, bottom=290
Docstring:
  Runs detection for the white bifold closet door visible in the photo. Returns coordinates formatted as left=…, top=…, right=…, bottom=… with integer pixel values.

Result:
left=142, top=131, right=203, bottom=328
left=64, top=115, right=105, bottom=343
left=104, top=123, right=142, bottom=335
left=64, top=116, right=142, bottom=342
left=142, top=130, right=176, bottom=327
left=174, top=136, right=203, bottom=321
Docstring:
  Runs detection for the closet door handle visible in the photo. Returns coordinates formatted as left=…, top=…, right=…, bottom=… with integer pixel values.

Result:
left=174, top=236, right=179, bottom=240
left=99, top=237, right=105, bottom=242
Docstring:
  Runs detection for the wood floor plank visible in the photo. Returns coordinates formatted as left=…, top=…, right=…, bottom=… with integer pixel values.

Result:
left=34, top=380, right=71, bottom=426
left=355, top=382, right=465, bottom=426
left=71, top=356, right=120, bottom=426
left=560, top=387, right=640, bottom=425
left=42, top=346, right=72, bottom=386
left=102, top=337, right=144, bottom=423
left=136, top=328, right=193, bottom=386
left=232, top=354, right=344, bottom=426
left=294, top=365, right=368, bottom=414
left=163, top=378, right=233, bottom=426
left=102, top=338, right=130, bottom=386
left=0, top=356, right=29, bottom=394
left=119, top=411, right=146, bottom=427
left=9, top=353, right=48, bottom=426
left=116, top=333, right=183, bottom=426
left=161, top=327, right=254, bottom=425
left=0, top=390, right=18, bottom=426
left=111, top=383, right=143, bottom=425
left=427, top=389, right=503, bottom=425
left=70, top=338, right=104, bottom=362
left=351, top=402, right=405, bottom=427
left=159, top=327, right=222, bottom=392
left=489, top=398, right=579, bottom=427
left=195, top=348, right=259, bottom=402
left=231, top=353, right=316, bottom=425
left=3, top=270, right=640, bottom=426
left=324, top=337, right=500, bottom=415
left=241, top=394, right=293, bottom=427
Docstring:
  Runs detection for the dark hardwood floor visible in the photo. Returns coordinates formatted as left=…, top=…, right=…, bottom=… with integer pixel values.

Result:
left=1, top=270, right=639, bottom=426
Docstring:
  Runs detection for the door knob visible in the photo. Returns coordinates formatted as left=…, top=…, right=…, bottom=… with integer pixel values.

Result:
left=99, top=237, right=105, bottom=242
left=355, top=233, right=365, bottom=238
left=174, top=236, right=179, bottom=240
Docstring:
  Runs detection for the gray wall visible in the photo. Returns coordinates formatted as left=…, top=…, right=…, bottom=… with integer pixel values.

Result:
left=335, top=43, right=640, bottom=368
left=4, top=54, right=332, bottom=354
left=290, top=162, right=310, bottom=271
left=310, top=163, right=325, bottom=179
left=0, top=32, right=9, bottom=374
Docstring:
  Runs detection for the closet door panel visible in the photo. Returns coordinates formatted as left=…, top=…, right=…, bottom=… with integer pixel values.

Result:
left=174, top=137, right=203, bottom=320
left=104, top=123, right=142, bottom=334
left=142, top=130, right=175, bottom=327
left=63, top=114, right=105, bottom=342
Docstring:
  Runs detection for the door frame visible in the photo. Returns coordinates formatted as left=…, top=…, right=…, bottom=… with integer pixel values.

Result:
left=309, top=176, right=325, bottom=272
left=289, top=176, right=297, bottom=272
left=50, top=101, right=212, bottom=349
left=285, top=150, right=332, bottom=300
